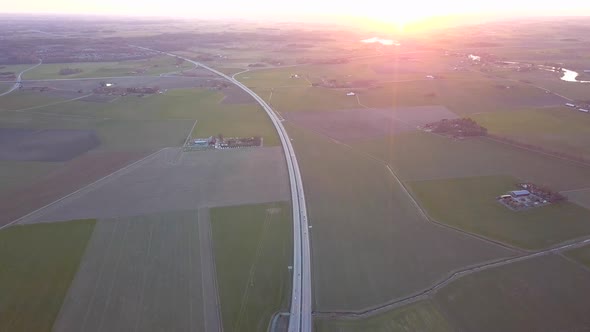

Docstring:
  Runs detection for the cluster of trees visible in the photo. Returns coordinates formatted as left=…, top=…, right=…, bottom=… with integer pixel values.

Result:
left=426, top=118, right=488, bottom=137
left=59, top=68, right=83, bottom=75
left=518, top=183, right=567, bottom=203
left=0, top=71, right=16, bottom=79
left=296, top=57, right=349, bottom=65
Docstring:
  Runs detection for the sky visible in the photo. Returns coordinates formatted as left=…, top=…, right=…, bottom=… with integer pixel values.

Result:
left=3, top=0, right=590, bottom=23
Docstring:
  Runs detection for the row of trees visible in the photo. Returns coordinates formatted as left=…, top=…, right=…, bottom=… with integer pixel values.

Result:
left=426, top=118, right=488, bottom=137
left=518, top=183, right=567, bottom=203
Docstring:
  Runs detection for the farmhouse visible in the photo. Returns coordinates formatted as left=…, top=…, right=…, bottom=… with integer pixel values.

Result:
left=498, top=184, right=564, bottom=211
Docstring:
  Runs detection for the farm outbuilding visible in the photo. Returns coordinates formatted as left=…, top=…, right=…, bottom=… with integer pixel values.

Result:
left=510, top=190, right=531, bottom=197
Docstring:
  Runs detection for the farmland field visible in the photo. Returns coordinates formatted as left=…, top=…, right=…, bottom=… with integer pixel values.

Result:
left=357, top=131, right=590, bottom=191
left=433, top=254, right=590, bottom=332
left=0, top=219, right=96, bottom=332
left=314, top=301, right=453, bottom=332
left=0, top=150, right=148, bottom=227
left=284, top=106, right=458, bottom=142
left=254, top=86, right=360, bottom=113
left=1, top=89, right=279, bottom=148
left=564, top=244, right=590, bottom=268
left=247, top=69, right=563, bottom=115
left=0, top=90, right=63, bottom=111
left=22, top=56, right=194, bottom=80
left=0, top=84, right=282, bottom=227
left=564, top=188, right=590, bottom=209
left=473, top=107, right=590, bottom=161
left=0, top=160, right=60, bottom=194
left=6, top=16, right=590, bottom=332
left=17, top=147, right=289, bottom=224
left=408, top=175, right=590, bottom=249
left=358, top=80, right=564, bottom=115
left=0, top=82, right=13, bottom=94
left=53, top=211, right=205, bottom=332
left=211, top=202, right=292, bottom=332
left=286, top=123, right=514, bottom=311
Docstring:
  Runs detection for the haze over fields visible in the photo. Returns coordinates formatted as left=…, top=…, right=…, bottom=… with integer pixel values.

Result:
left=2, top=5, right=590, bottom=332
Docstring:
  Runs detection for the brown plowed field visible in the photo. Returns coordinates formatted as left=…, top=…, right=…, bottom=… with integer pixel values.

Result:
left=0, top=150, right=149, bottom=227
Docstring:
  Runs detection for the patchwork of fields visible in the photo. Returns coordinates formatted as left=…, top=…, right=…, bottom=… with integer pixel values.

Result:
left=284, top=106, right=457, bottom=142
left=247, top=49, right=590, bottom=328
left=473, top=107, right=590, bottom=161
left=287, top=124, right=515, bottom=311
left=3, top=26, right=590, bottom=332
left=357, top=131, right=590, bottom=191
left=434, top=254, right=590, bottom=332
left=18, top=147, right=289, bottom=224
left=408, top=175, right=590, bottom=249
left=314, top=301, right=453, bottom=332
left=0, top=67, right=292, bottom=332
left=20, top=56, right=194, bottom=80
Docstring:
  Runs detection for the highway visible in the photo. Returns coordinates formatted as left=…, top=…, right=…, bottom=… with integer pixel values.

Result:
left=0, top=60, right=42, bottom=97
left=135, top=46, right=313, bottom=332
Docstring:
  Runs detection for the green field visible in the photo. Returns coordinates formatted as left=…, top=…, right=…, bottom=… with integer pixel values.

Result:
left=254, top=86, right=360, bottom=113
left=286, top=124, right=513, bottom=311
left=408, top=175, right=590, bottom=249
left=0, top=219, right=96, bottom=332
left=433, top=254, right=590, bottom=332
left=237, top=53, right=477, bottom=89
left=22, top=56, right=194, bottom=80
left=237, top=67, right=312, bottom=88
left=357, top=131, right=590, bottom=191
left=0, top=82, right=14, bottom=94
left=489, top=67, right=590, bottom=101
left=0, top=90, right=63, bottom=111
left=473, top=107, right=590, bottom=161
left=53, top=211, right=206, bottom=332
left=564, top=188, right=590, bottom=209
left=211, top=202, right=292, bottom=332
left=0, top=88, right=280, bottom=151
left=314, top=301, right=453, bottom=332
left=565, top=244, right=590, bottom=268
left=255, top=79, right=558, bottom=115
left=240, top=60, right=560, bottom=115
left=359, top=80, right=559, bottom=115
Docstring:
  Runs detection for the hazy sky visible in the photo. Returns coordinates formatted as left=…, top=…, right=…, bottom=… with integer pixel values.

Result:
left=4, top=0, right=590, bottom=22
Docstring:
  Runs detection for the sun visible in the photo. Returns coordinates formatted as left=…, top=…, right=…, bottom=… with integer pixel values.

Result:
left=358, top=2, right=448, bottom=31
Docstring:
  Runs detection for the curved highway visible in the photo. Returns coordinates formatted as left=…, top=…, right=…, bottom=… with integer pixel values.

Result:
left=0, top=60, right=42, bottom=97
left=135, top=46, right=312, bottom=332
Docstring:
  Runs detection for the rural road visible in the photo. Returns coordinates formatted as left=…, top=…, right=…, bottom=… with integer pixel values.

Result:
left=0, top=59, right=43, bottom=97
left=198, top=208, right=223, bottom=332
left=134, top=45, right=313, bottom=332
